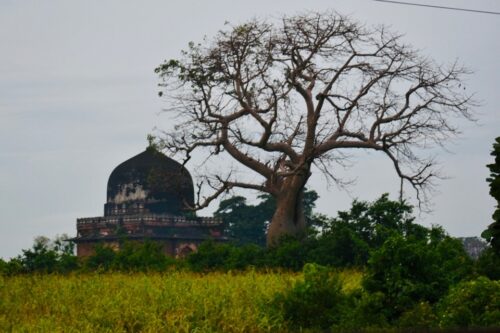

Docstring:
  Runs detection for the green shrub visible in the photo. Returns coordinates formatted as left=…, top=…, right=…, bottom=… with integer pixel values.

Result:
left=437, top=276, right=500, bottom=328
left=307, top=194, right=429, bottom=269
left=186, top=241, right=234, bottom=271
left=226, top=244, right=265, bottom=270
left=84, top=244, right=117, bottom=271
left=85, top=241, right=175, bottom=272
left=265, top=237, right=308, bottom=271
left=272, top=263, right=350, bottom=329
left=339, top=291, right=390, bottom=330
left=114, top=241, right=174, bottom=272
left=363, top=229, right=472, bottom=320
left=398, top=302, right=438, bottom=329
left=308, top=225, right=369, bottom=267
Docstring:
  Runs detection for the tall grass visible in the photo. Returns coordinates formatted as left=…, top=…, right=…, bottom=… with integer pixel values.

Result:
left=0, top=270, right=362, bottom=332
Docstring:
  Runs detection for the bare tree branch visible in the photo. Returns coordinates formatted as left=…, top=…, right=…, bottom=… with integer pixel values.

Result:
left=155, top=11, right=475, bottom=236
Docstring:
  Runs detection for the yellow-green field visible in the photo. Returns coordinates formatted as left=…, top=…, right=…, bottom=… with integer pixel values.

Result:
left=0, top=270, right=362, bottom=333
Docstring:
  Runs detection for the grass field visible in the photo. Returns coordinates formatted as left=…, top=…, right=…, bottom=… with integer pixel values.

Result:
left=0, top=269, right=362, bottom=332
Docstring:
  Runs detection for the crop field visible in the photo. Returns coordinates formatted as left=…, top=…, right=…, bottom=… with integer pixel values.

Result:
left=0, top=270, right=362, bottom=332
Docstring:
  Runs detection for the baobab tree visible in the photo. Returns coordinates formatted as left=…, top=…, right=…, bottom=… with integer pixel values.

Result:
left=155, top=12, right=474, bottom=246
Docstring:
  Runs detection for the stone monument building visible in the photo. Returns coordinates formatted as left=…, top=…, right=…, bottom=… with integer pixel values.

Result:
left=72, top=146, right=226, bottom=257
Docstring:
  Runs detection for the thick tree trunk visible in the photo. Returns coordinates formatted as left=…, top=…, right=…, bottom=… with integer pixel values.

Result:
left=266, top=175, right=308, bottom=247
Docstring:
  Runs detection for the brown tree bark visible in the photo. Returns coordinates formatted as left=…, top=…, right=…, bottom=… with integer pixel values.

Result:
left=267, top=174, right=308, bottom=246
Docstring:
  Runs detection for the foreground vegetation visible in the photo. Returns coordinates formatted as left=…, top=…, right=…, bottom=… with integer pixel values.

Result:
left=1, top=267, right=499, bottom=332
left=1, top=192, right=500, bottom=331
left=0, top=269, right=362, bottom=332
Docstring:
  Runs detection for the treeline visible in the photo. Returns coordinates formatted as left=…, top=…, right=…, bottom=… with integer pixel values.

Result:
left=1, top=194, right=499, bottom=278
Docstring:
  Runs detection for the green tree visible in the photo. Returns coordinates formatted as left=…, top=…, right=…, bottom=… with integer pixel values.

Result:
left=482, top=137, right=500, bottom=252
left=215, top=189, right=318, bottom=246
left=324, top=194, right=420, bottom=248
left=215, top=196, right=268, bottom=246
left=363, top=228, right=472, bottom=321
left=16, top=235, right=78, bottom=274
left=307, top=194, right=425, bottom=267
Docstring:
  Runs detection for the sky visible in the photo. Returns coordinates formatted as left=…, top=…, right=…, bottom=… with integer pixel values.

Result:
left=0, top=0, right=499, bottom=259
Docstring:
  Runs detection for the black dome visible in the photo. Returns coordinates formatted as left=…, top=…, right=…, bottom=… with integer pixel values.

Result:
left=104, top=147, right=194, bottom=216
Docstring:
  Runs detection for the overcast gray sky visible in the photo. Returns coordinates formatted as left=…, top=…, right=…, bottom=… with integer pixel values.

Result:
left=1, top=0, right=499, bottom=259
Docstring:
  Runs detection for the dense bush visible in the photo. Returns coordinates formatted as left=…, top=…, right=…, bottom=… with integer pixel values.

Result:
left=397, top=302, right=438, bottom=329
left=225, top=243, right=266, bottom=270
left=304, top=194, right=429, bottom=268
left=84, top=244, right=116, bottom=271
left=186, top=238, right=312, bottom=272
left=264, top=237, right=309, bottom=271
left=186, top=241, right=235, bottom=271
left=308, top=222, right=369, bottom=267
left=272, top=263, right=351, bottom=329
left=84, top=240, right=175, bottom=272
left=437, top=277, right=500, bottom=328
left=114, top=241, right=174, bottom=272
left=363, top=227, right=473, bottom=320
left=344, top=291, right=391, bottom=330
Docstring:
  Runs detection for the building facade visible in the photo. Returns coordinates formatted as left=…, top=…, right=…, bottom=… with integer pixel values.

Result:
left=72, top=146, right=226, bottom=257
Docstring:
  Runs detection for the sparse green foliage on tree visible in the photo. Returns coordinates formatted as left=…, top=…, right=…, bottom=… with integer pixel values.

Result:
left=156, top=12, right=474, bottom=246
